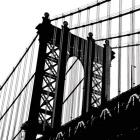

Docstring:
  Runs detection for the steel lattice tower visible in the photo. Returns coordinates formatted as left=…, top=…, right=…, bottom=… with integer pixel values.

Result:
left=23, top=13, right=112, bottom=140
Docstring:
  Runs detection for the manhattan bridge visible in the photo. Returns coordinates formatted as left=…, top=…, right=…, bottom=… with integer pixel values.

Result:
left=1, top=0, right=140, bottom=139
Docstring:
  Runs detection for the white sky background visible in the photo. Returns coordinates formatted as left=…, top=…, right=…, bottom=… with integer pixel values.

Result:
left=0, top=0, right=94, bottom=83
left=1, top=0, right=140, bottom=98
left=2, top=1, right=140, bottom=140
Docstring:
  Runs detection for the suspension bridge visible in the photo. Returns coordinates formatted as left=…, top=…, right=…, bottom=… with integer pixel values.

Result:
left=1, top=0, right=140, bottom=139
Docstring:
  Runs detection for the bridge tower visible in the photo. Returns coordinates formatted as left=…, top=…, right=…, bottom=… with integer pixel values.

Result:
left=23, top=13, right=113, bottom=140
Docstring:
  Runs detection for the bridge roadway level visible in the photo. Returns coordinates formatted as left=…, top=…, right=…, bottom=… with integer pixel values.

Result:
left=38, top=84, right=140, bottom=140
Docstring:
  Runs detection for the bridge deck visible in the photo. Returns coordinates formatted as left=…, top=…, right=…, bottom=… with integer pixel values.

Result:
left=39, top=85, right=140, bottom=139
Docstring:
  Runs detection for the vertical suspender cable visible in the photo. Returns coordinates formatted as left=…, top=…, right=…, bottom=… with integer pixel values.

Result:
left=0, top=35, right=37, bottom=140
left=70, top=14, right=78, bottom=121
left=0, top=73, right=14, bottom=140
left=0, top=80, right=8, bottom=131
left=71, top=27, right=77, bottom=120
left=63, top=15, right=71, bottom=124
left=107, top=1, right=111, bottom=40
left=96, top=0, right=100, bottom=43
left=58, top=17, right=67, bottom=124
left=1, top=64, right=21, bottom=140
left=0, top=83, right=7, bottom=111
left=17, top=42, right=36, bottom=140
left=86, top=9, right=90, bottom=37
left=5, top=72, right=17, bottom=140
left=97, top=3, right=102, bottom=46
left=0, top=35, right=38, bottom=91
left=11, top=50, right=28, bottom=139
left=70, top=15, right=74, bottom=122
left=76, top=11, right=81, bottom=118
left=137, top=34, right=140, bottom=85
left=22, top=41, right=35, bottom=123
left=136, top=37, right=139, bottom=85
left=70, top=57, right=74, bottom=120
left=131, top=0, right=135, bottom=88
left=24, top=76, right=35, bottom=125
left=127, top=36, right=131, bottom=89
left=99, top=15, right=102, bottom=46
left=118, top=0, right=122, bottom=95
left=65, top=15, right=73, bottom=124
left=81, top=24, right=85, bottom=112
left=106, top=0, right=111, bottom=98
left=23, top=41, right=37, bottom=127
left=66, top=15, right=72, bottom=121
left=71, top=11, right=81, bottom=120
left=62, top=13, right=65, bottom=22
left=0, top=77, right=10, bottom=116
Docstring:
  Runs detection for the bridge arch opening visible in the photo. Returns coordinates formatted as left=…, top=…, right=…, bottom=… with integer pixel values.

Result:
left=61, top=56, right=84, bottom=125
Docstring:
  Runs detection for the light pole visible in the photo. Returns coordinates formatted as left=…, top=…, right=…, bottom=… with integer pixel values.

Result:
left=131, top=65, right=136, bottom=88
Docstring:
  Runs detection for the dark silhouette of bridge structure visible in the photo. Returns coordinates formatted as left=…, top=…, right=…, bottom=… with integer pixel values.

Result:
left=1, top=0, right=140, bottom=139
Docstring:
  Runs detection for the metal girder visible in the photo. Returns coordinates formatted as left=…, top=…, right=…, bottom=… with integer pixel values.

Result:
left=91, top=62, right=103, bottom=107
left=39, top=43, right=60, bottom=128
left=24, top=15, right=111, bottom=139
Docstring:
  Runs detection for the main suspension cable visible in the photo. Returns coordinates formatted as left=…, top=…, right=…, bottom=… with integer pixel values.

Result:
left=0, top=74, right=35, bottom=121
left=0, top=34, right=38, bottom=91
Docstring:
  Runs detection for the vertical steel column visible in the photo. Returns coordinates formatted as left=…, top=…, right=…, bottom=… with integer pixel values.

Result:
left=86, top=33, right=95, bottom=112
left=82, top=34, right=89, bottom=115
left=101, top=40, right=111, bottom=105
left=52, top=21, right=69, bottom=129
left=24, top=13, right=52, bottom=140
left=82, top=32, right=95, bottom=114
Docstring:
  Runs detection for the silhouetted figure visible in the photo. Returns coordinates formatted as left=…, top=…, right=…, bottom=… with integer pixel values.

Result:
left=42, top=12, right=50, bottom=24
left=36, top=12, right=52, bottom=43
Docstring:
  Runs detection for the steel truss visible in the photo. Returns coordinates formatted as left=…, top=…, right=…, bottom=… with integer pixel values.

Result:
left=92, top=62, right=103, bottom=107
left=39, top=43, right=59, bottom=127
left=24, top=12, right=112, bottom=139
